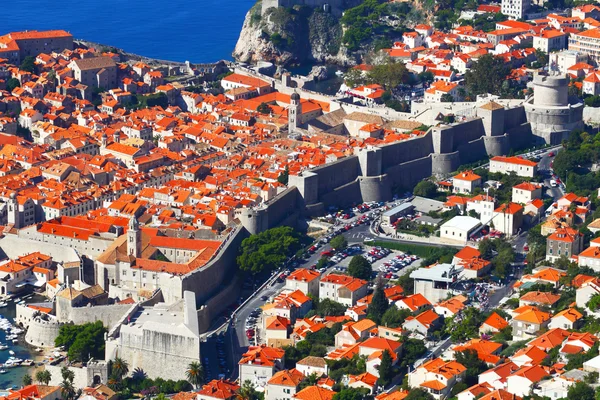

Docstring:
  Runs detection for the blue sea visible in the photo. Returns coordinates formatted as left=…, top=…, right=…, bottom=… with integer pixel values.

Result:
left=3, top=0, right=256, bottom=63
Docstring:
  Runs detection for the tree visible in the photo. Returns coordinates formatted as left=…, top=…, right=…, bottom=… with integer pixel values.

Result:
left=6, top=78, right=20, bottom=93
left=367, top=58, right=409, bottom=89
left=60, top=367, right=76, bottom=400
left=455, top=350, right=487, bottom=386
left=445, top=307, right=484, bottom=342
left=237, top=380, right=261, bottom=400
left=587, top=294, right=600, bottom=311
left=131, top=368, right=147, bottom=381
left=277, top=166, right=289, bottom=185
left=111, top=357, right=129, bottom=381
left=378, top=349, right=393, bottom=386
left=413, top=180, right=437, bottom=198
left=478, top=238, right=494, bottom=260
left=186, top=362, right=203, bottom=388
left=237, top=226, right=303, bottom=274
left=315, top=299, right=347, bottom=317
left=55, top=321, right=107, bottom=363
left=20, top=56, right=36, bottom=73
left=440, top=93, right=454, bottom=103
left=381, top=306, right=411, bottom=328
left=566, top=381, right=595, bottom=400
left=22, top=374, right=32, bottom=386
left=400, top=339, right=427, bottom=368
left=368, top=278, right=389, bottom=324
left=404, top=388, right=435, bottom=400
left=35, top=369, right=51, bottom=385
left=347, top=255, right=372, bottom=280
left=330, top=235, right=348, bottom=251
left=464, top=54, right=511, bottom=96
left=332, top=387, right=370, bottom=400
left=257, top=102, right=273, bottom=114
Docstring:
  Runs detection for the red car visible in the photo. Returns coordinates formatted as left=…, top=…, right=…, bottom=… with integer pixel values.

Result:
left=523, top=245, right=529, bottom=251
left=321, top=250, right=333, bottom=257
left=549, top=152, right=555, bottom=157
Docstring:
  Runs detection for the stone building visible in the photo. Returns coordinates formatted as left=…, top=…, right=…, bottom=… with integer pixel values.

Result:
left=105, top=291, right=201, bottom=380
left=70, top=57, right=118, bottom=90
left=546, top=227, right=584, bottom=262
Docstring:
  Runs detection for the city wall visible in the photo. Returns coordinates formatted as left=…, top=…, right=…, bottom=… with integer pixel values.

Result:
left=182, top=226, right=247, bottom=306
left=46, top=360, right=108, bottom=389
left=59, top=302, right=135, bottom=330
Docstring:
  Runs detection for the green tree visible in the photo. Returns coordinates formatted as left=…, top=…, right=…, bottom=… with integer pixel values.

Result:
left=445, top=307, right=484, bottom=342
left=344, top=68, right=366, bottom=88
left=413, top=180, right=437, bottom=198
left=464, top=54, right=511, bottom=96
left=566, top=381, right=595, bottom=400
left=22, top=374, right=32, bottom=386
left=60, top=367, right=76, bottom=400
left=367, top=58, right=409, bottom=89
left=405, top=388, right=435, bottom=400
left=455, top=350, right=487, bottom=386
left=316, top=299, right=347, bottom=317
left=257, top=102, right=273, bottom=114
left=396, top=272, right=414, bottom=295
left=6, top=78, right=20, bottom=92
left=278, top=166, right=289, bottom=185
left=400, top=339, right=427, bottom=368
left=587, top=294, right=600, bottom=311
left=368, top=278, right=389, bottom=323
left=111, top=357, right=129, bottom=381
left=20, top=56, right=36, bottom=73
left=332, top=387, right=370, bottom=400
left=378, top=349, right=393, bottom=386
left=238, top=380, right=261, bottom=400
left=186, top=361, right=203, bottom=389
left=440, top=93, right=454, bottom=103
left=55, top=321, right=107, bottom=363
left=237, top=226, right=303, bottom=274
left=478, top=238, right=494, bottom=260
left=35, top=369, right=51, bottom=385
left=381, top=306, right=411, bottom=328
left=330, top=235, right=348, bottom=251
left=347, top=255, right=372, bottom=280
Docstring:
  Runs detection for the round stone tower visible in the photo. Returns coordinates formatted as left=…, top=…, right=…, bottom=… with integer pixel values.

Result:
left=524, top=72, right=584, bottom=145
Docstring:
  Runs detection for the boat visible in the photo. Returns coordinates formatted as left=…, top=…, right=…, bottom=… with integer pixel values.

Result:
left=23, top=359, right=34, bottom=366
left=0, top=370, right=6, bottom=374
left=8, top=351, right=14, bottom=356
left=0, top=303, right=7, bottom=308
left=0, top=345, right=8, bottom=351
left=11, top=339, right=18, bottom=344
left=35, top=348, right=42, bottom=352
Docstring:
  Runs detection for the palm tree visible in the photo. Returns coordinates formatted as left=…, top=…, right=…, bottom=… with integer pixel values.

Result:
left=60, top=379, right=75, bottom=400
left=131, top=367, right=147, bottom=381
left=22, top=374, right=32, bottom=386
left=60, top=367, right=76, bottom=400
left=111, top=357, right=129, bottom=381
left=186, top=362, right=203, bottom=389
left=237, top=380, right=258, bottom=400
left=35, top=369, right=52, bottom=385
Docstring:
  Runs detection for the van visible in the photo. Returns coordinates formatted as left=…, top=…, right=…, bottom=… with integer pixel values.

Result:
left=550, top=180, right=557, bottom=187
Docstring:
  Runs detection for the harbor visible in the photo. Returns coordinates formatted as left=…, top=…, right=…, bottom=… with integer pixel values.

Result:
left=0, top=293, right=54, bottom=388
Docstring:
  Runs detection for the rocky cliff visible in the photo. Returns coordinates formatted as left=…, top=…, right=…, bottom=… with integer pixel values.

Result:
left=233, top=1, right=358, bottom=66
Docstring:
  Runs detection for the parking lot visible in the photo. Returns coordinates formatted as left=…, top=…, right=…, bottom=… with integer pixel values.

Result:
left=324, top=245, right=423, bottom=281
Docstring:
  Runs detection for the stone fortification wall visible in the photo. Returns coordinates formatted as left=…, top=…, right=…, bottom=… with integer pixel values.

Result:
left=320, top=180, right=362, bottom=208
left=380, top=134, right=433, bottom=170
left=431, top=152, right=461, bottom=175
left=107, top=326, right=200, bottom=380
left=55, top=299, right=134, bottom=330
left=312, top=156, right=361, bottom=196
left=262, top=0, right=354, bottom=16
left=385, top=156, right=433, bottom=190
left=504, top=106, right=528, bottom=130
left=182, top=226, right=247, bottom=306
left=197, top=273, right=243, bottom=333
left=46, top=361, right=108, bottom=389
left=264, top=187, right=302, bottom=229
left=525, top=101, right=584, bottom=144
left=483, top=135, right=510, bottom=157
left=507, top=123, right=533, bottom=150
left=456, top=136, right=488, bottom=165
